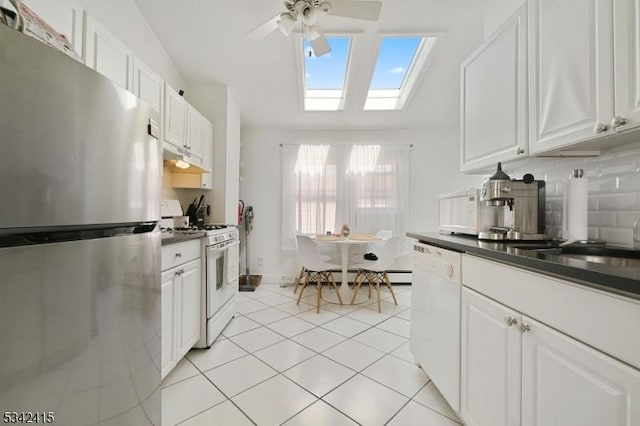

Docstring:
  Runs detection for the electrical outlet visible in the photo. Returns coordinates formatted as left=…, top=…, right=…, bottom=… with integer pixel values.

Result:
left=257, top=256, right=264, bottom=266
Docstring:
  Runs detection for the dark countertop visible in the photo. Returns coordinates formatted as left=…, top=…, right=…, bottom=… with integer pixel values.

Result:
left=407, top=231, right=640, bottom=300
left=161, top=231, right=205, bottom=246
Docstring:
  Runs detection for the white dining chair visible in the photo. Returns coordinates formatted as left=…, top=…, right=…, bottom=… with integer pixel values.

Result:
left=295, top=235, right=343, bottom=312
left=293, top=233, right=333, bottom=294
left=350, top=237, right=399, bottom=312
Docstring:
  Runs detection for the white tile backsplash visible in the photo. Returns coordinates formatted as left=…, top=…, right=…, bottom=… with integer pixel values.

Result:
left=505, top=143, right=640, bottom=245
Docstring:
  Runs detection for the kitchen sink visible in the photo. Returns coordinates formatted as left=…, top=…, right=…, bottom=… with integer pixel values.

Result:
left=514, top=244, right=640, bottom=268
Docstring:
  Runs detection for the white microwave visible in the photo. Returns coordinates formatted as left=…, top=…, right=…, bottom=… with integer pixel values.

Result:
left=439, top=189, right=496, bottom=236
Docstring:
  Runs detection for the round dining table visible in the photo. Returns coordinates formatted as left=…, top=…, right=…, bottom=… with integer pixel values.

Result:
left=312, top=234, right=388, bottom=305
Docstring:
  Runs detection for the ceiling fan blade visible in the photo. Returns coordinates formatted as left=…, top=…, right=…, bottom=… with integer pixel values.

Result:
left=327, top=0, right=382, bottom=21
left=311, top=32, right=331, bottom=57
left=245, top=14, right=281, bottom=40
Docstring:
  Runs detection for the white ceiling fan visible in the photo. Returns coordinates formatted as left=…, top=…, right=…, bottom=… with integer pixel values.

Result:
left=246, top=0, right=382, bottom=57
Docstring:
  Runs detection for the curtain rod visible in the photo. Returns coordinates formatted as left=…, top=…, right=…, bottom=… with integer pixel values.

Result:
left=279, top=143, right=414, bottom=148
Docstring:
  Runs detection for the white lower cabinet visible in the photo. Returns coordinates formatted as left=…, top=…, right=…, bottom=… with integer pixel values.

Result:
left=461, top=287, right=640, bottom=426
left=461, top=287, right=521, bottom=426
left=161, top=240, right=201, bottom=379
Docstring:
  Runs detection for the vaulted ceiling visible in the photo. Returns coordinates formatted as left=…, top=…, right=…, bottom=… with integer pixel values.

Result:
left=134, top=0, right=486, bottom=129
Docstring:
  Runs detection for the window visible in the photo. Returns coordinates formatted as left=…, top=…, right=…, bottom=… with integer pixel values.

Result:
left=302, top=36, right=352, bottom=111
left=364, top=36, right=439, bottom=111
left=281, top=144, right=411, bottom=249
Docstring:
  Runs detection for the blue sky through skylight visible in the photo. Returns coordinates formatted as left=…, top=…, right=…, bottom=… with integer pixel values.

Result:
left=369, top=37, right=422, bottom=90
left=303, top=37, right=350, bottom=90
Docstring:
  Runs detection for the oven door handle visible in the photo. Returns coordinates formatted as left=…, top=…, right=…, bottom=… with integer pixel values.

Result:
left=207, top=245, right=225, bottom=254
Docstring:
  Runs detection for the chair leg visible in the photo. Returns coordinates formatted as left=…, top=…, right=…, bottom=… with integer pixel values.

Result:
left=375, top=274, right=382, bottom=313
left=384, top=272, right=398, bottom=306
left=294, top=266, right=306, bottom=294
left=351, top=271, right=364, bottom=304
left=316, top=275, right=322, bottom=313
left=328, top=272, right=342, bottom=305
left=296, top=272, right=309, bottom=305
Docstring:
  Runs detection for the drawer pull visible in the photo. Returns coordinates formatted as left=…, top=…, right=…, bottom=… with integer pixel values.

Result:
left=505, top=316, right=518, bottom=327
left=175, top=252, right=182, bottom=258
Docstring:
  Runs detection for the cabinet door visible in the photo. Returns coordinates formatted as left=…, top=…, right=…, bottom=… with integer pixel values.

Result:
left=461, top=288, right=521, bottom=426
left=613, top=0, right=640, bottom=132
left=522, top=316, right=640, bottom=426
left=161, top=269, right=176, bottom=379
left=133, top=58, right=164, bottom=116
left=187, top=106, right=205, bottom=165
left=83, top=13, right=133, bottom=91
left=460, top=5, right=528, bottom=172
left=528, top=0, right=615, bottom=153
left=10, top=0, right=84, bottom=55
left=177, top=258, right=201, bottom=359
left=164, top=84, right=187, bottom=149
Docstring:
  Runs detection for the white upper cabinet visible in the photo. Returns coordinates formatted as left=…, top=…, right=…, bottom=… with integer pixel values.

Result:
left=5, top=0, right=84, bottom=55
left=83, top=13, right=133, bottom=91
left=528, top=0, right=615, bottom=154
left=186, top=105, right=206, bottom=165
left=164, top=83, right=188, bottom=150
left=613, top=0, right=640, bottom=133
left=460, top=5, right=528, bottom=172
left=132, top=58, right=164, bottom=116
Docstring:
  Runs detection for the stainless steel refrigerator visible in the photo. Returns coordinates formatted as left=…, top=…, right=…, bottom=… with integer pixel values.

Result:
left=0, top=25, right=161, bottom=425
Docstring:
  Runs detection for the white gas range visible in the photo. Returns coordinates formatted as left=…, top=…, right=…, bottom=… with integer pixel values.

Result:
left=171, top=224, right=240, bottom=348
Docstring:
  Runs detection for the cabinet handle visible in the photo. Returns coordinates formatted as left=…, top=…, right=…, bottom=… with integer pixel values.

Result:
left=175, top=270, right=182, bottom=276
left=504, top=316, right=518, bottom=327
left=611, top=116, right=627, bottom=129
left=518, top=322, right=531, bottom=333
left=445, top=264, right=454, bottom=278
left=593, top=122, right=609, bottom=134
left=516, top=147, right=525, bottom=155
left=175, top=252, right=182, bottom=258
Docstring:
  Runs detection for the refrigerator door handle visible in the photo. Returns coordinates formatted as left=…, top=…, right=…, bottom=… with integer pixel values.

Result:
left=148, top=118, right=160, bottom=140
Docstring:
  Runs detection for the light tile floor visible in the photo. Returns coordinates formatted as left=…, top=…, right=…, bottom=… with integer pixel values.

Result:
left=162, top=284, right=462, bottom=426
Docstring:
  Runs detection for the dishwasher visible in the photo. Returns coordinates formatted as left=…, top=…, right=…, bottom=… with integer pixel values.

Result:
left=410, top=241, right=462, bottom=413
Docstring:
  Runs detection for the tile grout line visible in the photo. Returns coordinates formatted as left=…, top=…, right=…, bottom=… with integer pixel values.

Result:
left=167, top=284, right=416, bottom=425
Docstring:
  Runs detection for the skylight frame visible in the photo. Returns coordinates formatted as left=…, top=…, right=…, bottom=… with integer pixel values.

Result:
left=295, top=33, right=359, bottom=112
left=364, top=34, right=440, bottom=111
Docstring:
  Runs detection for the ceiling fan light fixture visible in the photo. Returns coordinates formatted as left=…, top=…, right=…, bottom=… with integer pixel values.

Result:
left=319, top=2, right=331, bottom=14
left=277, top=12, right=296, bottom=36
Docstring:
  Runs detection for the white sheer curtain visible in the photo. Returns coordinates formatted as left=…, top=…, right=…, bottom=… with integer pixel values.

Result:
left=282, top=144, right=411, bottom=250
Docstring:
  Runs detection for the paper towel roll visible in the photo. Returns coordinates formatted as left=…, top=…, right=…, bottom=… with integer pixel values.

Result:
left=564, top=169, right=588, bottom=241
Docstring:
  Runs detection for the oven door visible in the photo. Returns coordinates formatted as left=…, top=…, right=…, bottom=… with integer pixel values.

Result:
left=207, top=240, right=239, bottom=318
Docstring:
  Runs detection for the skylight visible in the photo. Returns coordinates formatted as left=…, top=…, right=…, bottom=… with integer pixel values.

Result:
left=302, top=36, right=352, bottom=111
left=364, top=36, right=439, bottom=111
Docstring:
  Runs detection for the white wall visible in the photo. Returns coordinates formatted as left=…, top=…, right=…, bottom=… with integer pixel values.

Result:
left=239, top=126, right=482, bottom=282
left=77, top=0, right=185, bottom=89
left=186, top=83, right=241, bottom=225
left=483, top=0, right=526, bottom=38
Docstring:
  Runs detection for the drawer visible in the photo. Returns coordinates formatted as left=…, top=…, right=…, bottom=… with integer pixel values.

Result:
left=462, top=254, right=640, bottom=370
left=162, top=239, right=201, bottom=271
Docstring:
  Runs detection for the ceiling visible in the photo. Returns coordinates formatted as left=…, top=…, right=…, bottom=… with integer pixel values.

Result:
left=133, top=0, right=486, bottom=129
